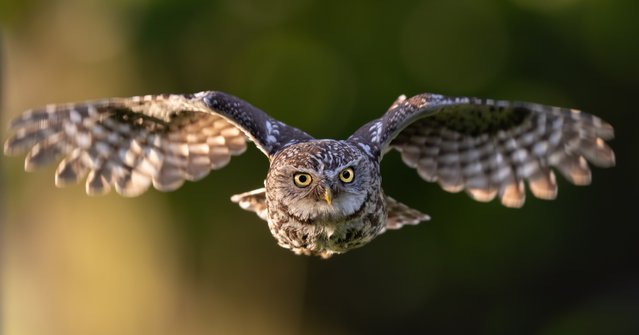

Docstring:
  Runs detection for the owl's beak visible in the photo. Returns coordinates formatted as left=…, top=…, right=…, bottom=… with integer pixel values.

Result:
left=323, top=188, right=333, bottom=206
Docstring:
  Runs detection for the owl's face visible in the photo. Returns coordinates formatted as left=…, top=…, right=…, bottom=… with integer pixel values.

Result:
left=266, top=140, right=378, bottom=223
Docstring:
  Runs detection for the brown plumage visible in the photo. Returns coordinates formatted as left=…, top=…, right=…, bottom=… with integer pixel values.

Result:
left=4, top=91, right=615, bottom=257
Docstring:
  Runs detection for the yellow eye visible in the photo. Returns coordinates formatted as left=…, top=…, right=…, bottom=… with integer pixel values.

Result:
left=293, top=173, right=313, bottom=187
left=339, top=167, right=354, bottom=183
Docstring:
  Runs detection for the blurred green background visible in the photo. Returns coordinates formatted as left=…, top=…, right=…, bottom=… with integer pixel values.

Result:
left=1, top=0, right=638, bottom=334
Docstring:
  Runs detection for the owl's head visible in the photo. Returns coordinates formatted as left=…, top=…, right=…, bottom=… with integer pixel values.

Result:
left=266, top=140, right=378, bottom=222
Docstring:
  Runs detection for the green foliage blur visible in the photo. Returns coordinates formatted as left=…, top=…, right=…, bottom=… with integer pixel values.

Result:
left=2, top=0, right=638, bottom=334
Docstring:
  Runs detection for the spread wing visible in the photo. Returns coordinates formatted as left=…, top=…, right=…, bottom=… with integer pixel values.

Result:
left=348, top=93, right=615, bottom=207
left=4, top=91, right=313, bottom=196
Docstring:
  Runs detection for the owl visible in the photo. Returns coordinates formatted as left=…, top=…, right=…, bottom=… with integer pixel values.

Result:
left=4, top=91, right=615, bottom=258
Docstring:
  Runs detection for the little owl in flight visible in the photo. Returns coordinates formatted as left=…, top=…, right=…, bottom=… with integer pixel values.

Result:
left=4, top=91, right=615, bottom=258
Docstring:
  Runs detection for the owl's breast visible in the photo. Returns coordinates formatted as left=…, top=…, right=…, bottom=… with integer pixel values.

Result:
left=266, top=191, right=386, bottom=258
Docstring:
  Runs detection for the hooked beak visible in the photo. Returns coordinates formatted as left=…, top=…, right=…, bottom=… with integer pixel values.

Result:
left=324, top=188, right=333, bottom=206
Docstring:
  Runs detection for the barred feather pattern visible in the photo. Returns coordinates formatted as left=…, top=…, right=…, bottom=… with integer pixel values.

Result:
left=230, top=188, right=269, bottom=221
left=4, top=94, right=248, bottom=196
left=2, top=89, right=618, bottom=257
left=383, top=195, right=430, bottom=231
left=391, top=103, right=615, bottom=207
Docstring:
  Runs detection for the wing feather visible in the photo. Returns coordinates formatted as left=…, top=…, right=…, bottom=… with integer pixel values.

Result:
left=4, top=91, right=313, bottom=196
left=349, top=93, right=615, bottom=207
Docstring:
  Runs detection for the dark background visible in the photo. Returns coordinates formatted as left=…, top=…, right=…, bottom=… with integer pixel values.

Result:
left=2, top=0, right=638, bottom=334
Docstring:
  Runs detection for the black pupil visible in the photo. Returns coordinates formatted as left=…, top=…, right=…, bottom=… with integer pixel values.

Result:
left=298, top=175, right=307, bottom=183
left=342, top=171, right=350, bottom=178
